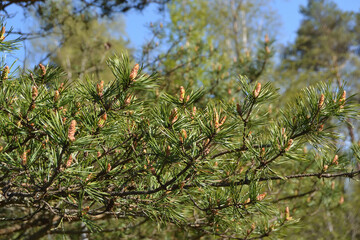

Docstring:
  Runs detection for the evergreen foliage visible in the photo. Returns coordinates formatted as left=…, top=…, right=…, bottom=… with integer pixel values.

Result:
left=0, top=16, right=359, bottom=239
left=277, top=1, right=360, bottom=238
left=279, top=0, right=360, bottom=96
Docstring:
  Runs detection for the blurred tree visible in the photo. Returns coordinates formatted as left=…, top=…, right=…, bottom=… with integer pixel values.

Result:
left=28, top=0, right=130, bottom=82
left=0, top=0, right=170, bottom=16
left=1, top=0, right=166, bottom=82
left=279, top=0, right=360, bottom=143
left=139, top=0, right=278, bottom=100
left=279, top=0, right=360, bottom=101
left=278, top=1, right=360, bottom=239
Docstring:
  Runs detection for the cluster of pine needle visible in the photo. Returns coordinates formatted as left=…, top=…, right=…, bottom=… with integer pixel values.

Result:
left=0, top=20, right=359, bottom=239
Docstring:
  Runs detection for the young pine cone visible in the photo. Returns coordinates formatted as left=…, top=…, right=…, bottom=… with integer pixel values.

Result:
left=68, top=120, right=77, bottom=141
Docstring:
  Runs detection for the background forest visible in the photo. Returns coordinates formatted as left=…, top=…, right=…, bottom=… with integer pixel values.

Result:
left=1, top=0, right=360, bottom=239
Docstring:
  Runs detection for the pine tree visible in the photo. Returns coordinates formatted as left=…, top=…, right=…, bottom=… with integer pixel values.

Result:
left=278, top=1, right=360, bottom=238
left=279, top=0, right=359, bottom=96
left=0, top=18, right=360, bottom=239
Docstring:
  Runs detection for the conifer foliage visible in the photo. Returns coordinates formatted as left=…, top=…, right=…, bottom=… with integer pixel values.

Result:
left=0, top=20, right=359, bottom=239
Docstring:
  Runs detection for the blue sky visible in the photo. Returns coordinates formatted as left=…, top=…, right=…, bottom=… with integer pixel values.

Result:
left=2, top=0, right=360, bottom=68
left=124, top=0, right=360, bottom=48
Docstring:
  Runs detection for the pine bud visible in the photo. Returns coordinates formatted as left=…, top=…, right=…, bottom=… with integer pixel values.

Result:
left=97, top=151, right=101, bottom=158
left=107, top=163, right=112, bottom=172
left=98, top=112, right=107, bottom=127
left=261, top=147, right=266, bottom=157
left=181, top=129, right=187, bottom=139
left=96, top=81, right=104, bottom=97
left=251, top=223, right=256, bottom=230
left=179, top=86, right=185, bottom=102
left=332, top=155, right=339, bottom=165
left=129, top=64, right=139, bottom=81
left=85, top=173, right=92, bottom=182
left=214, top=108, right=219, bottom=128
left=340, top=90, right=346, bottom=102
left=0, top=26, right=5, bottom=41
left=1, top=66, right=9, bottom=80
left=339, top=90, right=346, bottom=108
left=285, top=206, right=292, bottom=221
left=31, top=86, right=38, bottom=100
left=166, top=145, right=171, bottom=156
left=58, top=82, right=64, bottom=92
left=257, top=192, right=267, bottom=201
left=21, top=150, right=30, bottom=166
left=192, top=106, right=196, bottom=118
left=124, top=94, right=132, bottom=105
left=68, top=120, right=77, bottom=141
left=285, top=139, right=293, bottom=151
left=68, top=194, right=77, bottom=204
left=265, top=46, right=270, bottom=53
left=236, top=103, right=242, bottom=115
left=169, top=108, right=178, bottom=124
left=82, top=206, right=90, bottom=215
left=220, top=116, right=227, bottom=125
left=265, top=34, right=269, bottom=43
left=318, top=124, right=324, bottom=132
left=66, top=155, right=73, bottom=168
left=186, top=95, right=190, bottom=102
left=54, top=90, right=60, bottom=102
left=39, top=64, right=46, bottom=76
left=253, top=83, right=261, bottom=98
left=216, top=116, right=227, bottom=130
left=323, top=164, right=328, bottom=171
left=318, top=94, right=325, bottom=109
left=339, top=195, right=344, bottom=205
